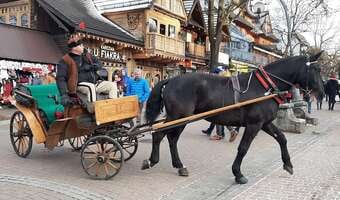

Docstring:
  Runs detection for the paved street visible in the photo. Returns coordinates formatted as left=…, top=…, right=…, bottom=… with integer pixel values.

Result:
left=0, top=102, right=340, bottom=200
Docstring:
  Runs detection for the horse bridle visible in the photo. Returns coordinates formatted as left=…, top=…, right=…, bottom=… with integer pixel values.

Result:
left=256, top=56, right=318, bottom=95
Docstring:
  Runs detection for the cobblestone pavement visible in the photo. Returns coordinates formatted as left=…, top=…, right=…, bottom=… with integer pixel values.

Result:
left=0, top=102, right=340, bottom=200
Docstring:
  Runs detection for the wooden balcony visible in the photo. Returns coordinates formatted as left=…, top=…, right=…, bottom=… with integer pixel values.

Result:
left=186, top=43, right=205, bottom=58
left=145, top=33, right=185, bottom=57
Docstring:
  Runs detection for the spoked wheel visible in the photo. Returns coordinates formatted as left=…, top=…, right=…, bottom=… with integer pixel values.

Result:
left=68, top=135, right=88, bottom=151
left=9, top=111, right=33, bottom=158
left=116, top=136, right=138, bottom=161
left=81, top=135, right=124, bottom=180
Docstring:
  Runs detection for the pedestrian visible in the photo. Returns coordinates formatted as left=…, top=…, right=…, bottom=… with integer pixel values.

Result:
left=201, top=66, right=239, bottom=142
left=126, top=68, right=150, bottom=124
left=31, top=73, right=42, bottom=85
left=303, top=92, right=313, bottom=114
left=113, top=72, right=124, bottom=97
left=202, top=123, right=238, bottom=142
left=56, top=35, right=118, bottom=105
left=316, top=92, right=324, bottom=110
left=325, top=72, right=339, bottom=111
left=121, top=69, right=131, bottom=96
left=43, top=71, right=56, bottom=84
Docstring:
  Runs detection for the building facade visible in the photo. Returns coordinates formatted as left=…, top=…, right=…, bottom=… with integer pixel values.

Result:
left=94, top=0, right=187, bottom=82
left=0, top=0, right=30, bottom=27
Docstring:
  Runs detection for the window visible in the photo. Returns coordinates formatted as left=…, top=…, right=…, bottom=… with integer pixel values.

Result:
left=160, top=24, right=166, bottom=35
left=149, top=18, right=157, bottom=33
left=168, top=25, right=176, bottom=38
left=21, top=14, right=28, bottom=27
left=0, top=16, right=4, bottom=23
left=9, top=16, right=16, bottom=25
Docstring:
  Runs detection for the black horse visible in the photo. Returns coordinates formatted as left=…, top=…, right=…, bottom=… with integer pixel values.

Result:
left=142, top=52, right=324, bottom=184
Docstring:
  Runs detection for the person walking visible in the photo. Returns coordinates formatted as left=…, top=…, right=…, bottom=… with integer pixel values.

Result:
left=325, top=72, right=339, bottom=111
left=201, top=66, right=239, bottom=142
left=316, top=92, right=324, bottom=110
left=126, top=68, right=150, bottom=124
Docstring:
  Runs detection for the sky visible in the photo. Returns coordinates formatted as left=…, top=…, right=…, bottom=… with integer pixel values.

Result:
left=267, top=0, right=340, bottom=52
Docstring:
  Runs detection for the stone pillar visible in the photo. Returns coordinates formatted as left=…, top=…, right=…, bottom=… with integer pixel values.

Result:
left=273, top=103, right=306, bottom=133
left=291, top=87, right=319, bottom=126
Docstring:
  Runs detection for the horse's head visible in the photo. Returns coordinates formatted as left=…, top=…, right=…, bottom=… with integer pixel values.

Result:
left=297, top=51, right=324, bottom=96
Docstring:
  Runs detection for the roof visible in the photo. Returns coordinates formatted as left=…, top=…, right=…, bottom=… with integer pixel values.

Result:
left=203, top=11, right=254, bottom=31
left=183, top=0, right=194, bottom=14
left=37, top=0, right=143, bottom=46
left=183, top=0, right=205, bottom=29
left=294, top=33, right=310, bottom=46
left=0, top=24, right=62, bottom=64
left=93, top=0, right=152, bottom=13
left=254, top=44, right=283, bottom=56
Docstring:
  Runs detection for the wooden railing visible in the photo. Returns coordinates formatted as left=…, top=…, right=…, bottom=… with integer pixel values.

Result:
left=186, top=43, right=205, bottom=58
left=146, top=33, right=185, bottom=56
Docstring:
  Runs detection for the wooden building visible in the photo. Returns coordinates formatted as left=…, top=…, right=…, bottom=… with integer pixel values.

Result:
left=0, top=0, right=31, bottom=27
left=94, top=0, right=187, bottom=81
left=182, top=0, right=207, bottom=72
left=0, top=0, right=146, bottom=81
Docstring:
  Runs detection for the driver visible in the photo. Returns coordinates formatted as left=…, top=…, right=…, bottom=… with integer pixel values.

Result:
left=56, top=35, right=118, bottom=106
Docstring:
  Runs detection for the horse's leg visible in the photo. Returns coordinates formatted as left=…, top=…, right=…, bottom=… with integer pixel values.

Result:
left=232, top=123, right=262, bottom=184
left=262, top=122, right=293, bottom=175
left=166, top=125, right=188, bottom=176
left=141, top=131, right=166, bottom=170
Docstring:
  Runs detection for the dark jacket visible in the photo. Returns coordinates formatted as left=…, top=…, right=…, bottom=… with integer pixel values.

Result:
left=325, top=79, right=339, bottom=97
left=56, top=52, right=102, bottom=96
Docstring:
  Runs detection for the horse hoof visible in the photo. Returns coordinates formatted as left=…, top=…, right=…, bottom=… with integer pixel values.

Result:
left=141, top=159, right=151, bottom=170
left=178, top=168, right=189, bottom=176
left=283, top=164, right=294, bottom=175
left=235, top=176, right=248, bottom=184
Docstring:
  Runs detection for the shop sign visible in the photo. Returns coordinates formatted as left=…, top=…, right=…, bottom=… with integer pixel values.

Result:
left=0, top=60, right=53, bottom=73
left=87, top=44, right=125, bottom=62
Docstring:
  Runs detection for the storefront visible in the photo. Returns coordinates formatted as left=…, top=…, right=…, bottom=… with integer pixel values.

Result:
left=83, top=38, right=130, bottom=81
left=230, top=59, right=256, bottom=74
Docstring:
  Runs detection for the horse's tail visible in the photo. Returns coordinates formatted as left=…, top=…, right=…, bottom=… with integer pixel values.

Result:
left=146, top=79, right=169, bottom=123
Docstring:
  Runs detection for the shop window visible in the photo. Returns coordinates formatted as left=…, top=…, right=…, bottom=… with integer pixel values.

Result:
left=160, top=24, right=166, bottom=35
left=21, top=14, right=28, bottom=27
left=168, top=25, right=176, bottom=38
left=149, top=18, right=157, bottom=33
left=0, top=16, right=4, bottom=23
left=9, top=16, right=16, bottom=25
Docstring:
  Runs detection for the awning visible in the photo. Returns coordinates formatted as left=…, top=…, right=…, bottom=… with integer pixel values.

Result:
left=0, top=24, right=62, bottom=64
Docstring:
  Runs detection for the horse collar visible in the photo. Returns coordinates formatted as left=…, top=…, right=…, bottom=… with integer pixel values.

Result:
left=255, top=66, right=284, bottom=104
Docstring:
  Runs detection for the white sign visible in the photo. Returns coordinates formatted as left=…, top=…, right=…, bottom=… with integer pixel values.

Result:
left=218, top=52, right=229, bottom=65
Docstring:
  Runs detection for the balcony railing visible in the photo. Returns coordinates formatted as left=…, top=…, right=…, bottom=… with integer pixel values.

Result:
left=146, top=33, right=185, bottom=56
left=219, top=46, right=271, bottom=66
left=221, top=46, right=255, bottom=64
left=186, top=43, right=205, bottom=58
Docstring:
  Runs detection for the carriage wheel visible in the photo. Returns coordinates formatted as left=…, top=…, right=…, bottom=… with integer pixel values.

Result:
left=81, top=135, right=124, bottom=180
left=116, top=136, right=138, bottom=162
left=9, top=111, right=33, bottom=158
left=68, top=135, right=88, bottom=151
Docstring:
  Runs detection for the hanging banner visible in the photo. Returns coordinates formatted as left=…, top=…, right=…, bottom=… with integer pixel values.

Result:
left=0, top=60, right=54, bottom=74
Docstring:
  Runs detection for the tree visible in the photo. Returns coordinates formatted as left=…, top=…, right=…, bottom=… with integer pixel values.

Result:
left=207, top=0, right=248, bottom=72
left=271, top=0, right=328, bottom=57
left=308, top=8, right=337, bottom=51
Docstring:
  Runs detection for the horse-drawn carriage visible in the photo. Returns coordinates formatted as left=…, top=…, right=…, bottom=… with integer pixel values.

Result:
left=11, top=83, right=141, bottom=179
left=9, top=52, right=325, bottom=184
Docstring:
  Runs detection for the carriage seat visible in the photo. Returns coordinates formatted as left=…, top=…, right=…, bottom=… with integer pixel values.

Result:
left=24, top=84, right=64, bottom=125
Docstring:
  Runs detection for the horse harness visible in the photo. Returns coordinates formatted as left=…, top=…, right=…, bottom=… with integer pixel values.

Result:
left=254, top=66, right=284, bottom=104
left=253, top=57, right=318, bottom=104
